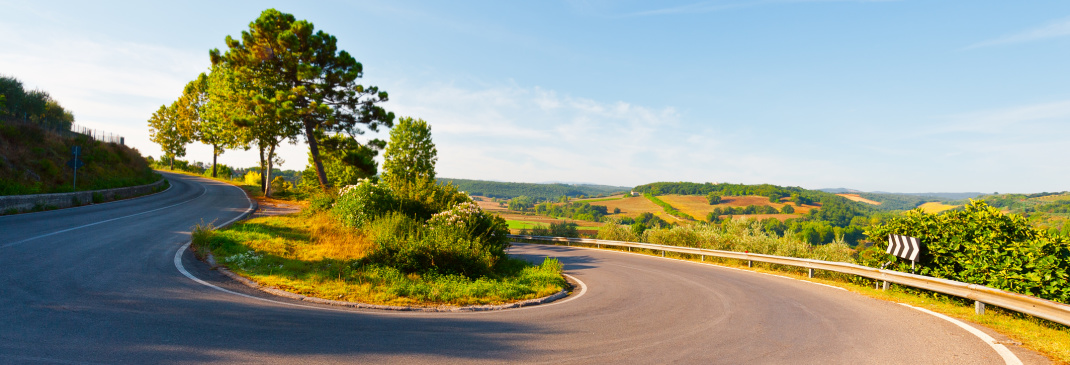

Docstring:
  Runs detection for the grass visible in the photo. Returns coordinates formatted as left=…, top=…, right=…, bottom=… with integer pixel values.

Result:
left=507, top=220, right=545, bottom=230
left=516, top=234, right=1070, bottom=364
left=192, top=211, right=569, bottom=306
left=919, top=201, right=958, bottom=214
left=837, top=193, right=882, bottom=205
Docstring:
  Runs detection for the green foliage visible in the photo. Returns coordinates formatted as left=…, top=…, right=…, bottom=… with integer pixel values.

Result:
left=300, top=133, right=384, bottom=189
left=438, top=177, right=630, bottom=201
left=525, top=221, right=581, bottom=238
left=532, top=201, right=608, bottom=222
left=381, top=117, right=437, bottom=190
left=865, top=200, right=1070, bottom=303
left=270, top=176, right=292, bottom=195
left=146, top=104, right=191, bottom=169
left=212, top=8, right=395, bottom=190
left=333, top=180, right=399, bottom=228
left=706, top=192, right=721, bottom=205
left=365, top=203, right=510, bottom=278
left=781, top=204, right=795, bottom=214
left=508, top=195, right=534, bottom=211
left=0, top=121, right=157, bottom=195
left=243, top=171, right=261, bottom=186
left=0, top=75, right=75, bottom=131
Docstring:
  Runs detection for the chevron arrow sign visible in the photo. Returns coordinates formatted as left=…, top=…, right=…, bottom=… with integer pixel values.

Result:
left=887, top=234, right=923, bottom=262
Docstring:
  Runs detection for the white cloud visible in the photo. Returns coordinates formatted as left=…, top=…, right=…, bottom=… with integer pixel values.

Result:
left=964, top=16, right=1070, bottom=49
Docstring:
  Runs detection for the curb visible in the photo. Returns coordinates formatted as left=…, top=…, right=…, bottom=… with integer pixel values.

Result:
left=190, top=179, right=573, bottom=312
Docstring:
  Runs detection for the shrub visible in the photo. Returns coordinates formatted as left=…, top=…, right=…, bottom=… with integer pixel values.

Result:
left=332, top=180, right=398, bottom=227
left=243, top=171, right=261, bottom=185
left=271, top=176, right=292, bottom=195
left=865, top=200, right=1070, bottom=303
left=364, top=209, right=508, bottom=278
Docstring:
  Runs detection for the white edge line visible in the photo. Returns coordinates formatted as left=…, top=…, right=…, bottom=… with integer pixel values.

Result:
left=1, top=182, right=204, bottom=249
left=898, top=303, right=1023, bottom=365
left=173, top=181, right=587, bottom=315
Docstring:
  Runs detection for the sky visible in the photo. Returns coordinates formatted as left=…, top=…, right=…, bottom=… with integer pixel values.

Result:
left=2, top=0, right=1069, bottom=193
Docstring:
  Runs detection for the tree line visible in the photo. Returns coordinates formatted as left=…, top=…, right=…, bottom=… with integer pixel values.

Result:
left=147, top=9, right=395, bottom=197
left=439, top=178, right=630, bottom=201
left=0, top=75, right=75, bottom=131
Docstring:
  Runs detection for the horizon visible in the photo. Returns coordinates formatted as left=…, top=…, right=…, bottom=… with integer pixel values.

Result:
left=3, top=1, right=1069, bottom=194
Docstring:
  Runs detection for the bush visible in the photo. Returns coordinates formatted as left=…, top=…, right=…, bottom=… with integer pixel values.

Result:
left=271, top=176, right=292, bottom=195
left=243, top=171, right=261, bottom=185
left=865, top=200, right=1070, bottom=303
left=364, top=207, right=510, bottom=278
left=332, top=180, right=398, bottom=227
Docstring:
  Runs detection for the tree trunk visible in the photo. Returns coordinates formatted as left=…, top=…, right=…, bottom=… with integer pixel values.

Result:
left=211, top=143, right=218, bottom=178
left=169, top=155, right=174, bottom=170
left=304, top=121, right=329, bottom=190
left=258, top=145, right=267, bottom=194
left=264, top=144, right=276, bottom=198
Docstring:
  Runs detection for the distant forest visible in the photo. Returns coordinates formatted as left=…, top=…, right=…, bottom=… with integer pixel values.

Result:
left=437, top=177, right=631, bottom=200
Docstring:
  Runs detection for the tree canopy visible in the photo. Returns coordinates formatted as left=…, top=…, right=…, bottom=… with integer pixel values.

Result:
left=381, top=117, right=437, bottom=190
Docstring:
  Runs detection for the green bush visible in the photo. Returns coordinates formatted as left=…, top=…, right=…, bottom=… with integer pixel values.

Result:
left=865, top=200, right=1070, bottom=303
left=333, top=180, right=398, bottom=227
left=364, top=208, right=509, bottom=278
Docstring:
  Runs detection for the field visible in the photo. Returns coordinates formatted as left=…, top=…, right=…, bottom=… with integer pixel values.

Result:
left=837, top=193, right=882, bottom=205
left=655, top=195, right=813, bottom=221
left=919, top=202, right=958, bottom=214
left=586, top=195, right=678, bottom=222
left=1032, top=193, right=1070, bottom=202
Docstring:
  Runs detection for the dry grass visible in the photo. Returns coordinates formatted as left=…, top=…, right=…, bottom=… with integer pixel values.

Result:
left=838, top=193, right=882, bottom=205
left=919, top=202, right=958, bottom=214
left=589, top=195, right=676, bottom=221
left=1033, top=194, right=1070, bottom=202
left=657, top=195, right=810, bottom=221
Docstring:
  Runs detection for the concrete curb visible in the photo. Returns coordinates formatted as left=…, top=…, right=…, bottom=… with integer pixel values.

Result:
left=0, top=178, right=167, bottom=214
left=192, top=179, right=572, bottom=312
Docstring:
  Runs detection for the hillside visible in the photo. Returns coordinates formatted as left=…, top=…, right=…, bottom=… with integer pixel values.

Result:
left=437, top=177, right=630, bottom=200
left=0, top=121, right=158, bottom=195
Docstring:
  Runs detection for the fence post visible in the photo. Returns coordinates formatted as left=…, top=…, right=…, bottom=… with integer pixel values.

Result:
left=975, top=301, right=985, bottom=315
left=808, top=268, right=814, bottom=278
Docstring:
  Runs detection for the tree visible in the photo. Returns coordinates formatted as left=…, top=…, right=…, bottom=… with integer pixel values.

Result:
left=706, top=192, right=721, bottom=205
left=207, top=52, right=301, bottom=197
left=211, top=8, right=394, bottom=191
left=300, top=132, right=384, bottom=188
left=176, top=69, right=248, bottom=178
left=381, top=117, right=437, bottom=190
left=147, top=104, right=191, bottom=170
left=781, top=204, right=795, bottom=214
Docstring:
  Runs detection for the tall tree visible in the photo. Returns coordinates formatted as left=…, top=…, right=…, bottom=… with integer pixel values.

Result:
left=300, top=131, right=384, bottom=188
left=176, top=69, right=248, bottom=178
left=381, top=117, right=437, bottom=190
left=146, top=104, right=191, bottom=170
left=211, top=8, right=394, bottom=191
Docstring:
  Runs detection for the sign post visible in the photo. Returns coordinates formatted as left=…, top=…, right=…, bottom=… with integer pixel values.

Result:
left=67, top=146, right=84, bottom=190
left=887, top=234, right=924, bottom=273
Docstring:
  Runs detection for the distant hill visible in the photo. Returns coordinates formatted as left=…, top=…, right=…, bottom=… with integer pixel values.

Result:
left=437, top=177, right=631, bottom=201
left=818, top=188, right=983, bottom=211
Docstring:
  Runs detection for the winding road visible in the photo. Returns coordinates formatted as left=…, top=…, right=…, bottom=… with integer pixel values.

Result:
left=0, top=172, right=1046, bottom=364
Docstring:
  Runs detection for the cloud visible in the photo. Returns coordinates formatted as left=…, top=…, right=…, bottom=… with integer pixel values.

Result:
left=964, top=16, right=1070, bottom=49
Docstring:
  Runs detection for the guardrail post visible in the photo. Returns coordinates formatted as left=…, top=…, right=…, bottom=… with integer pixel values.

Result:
left=808, top=268, right=814, bottom=278
left=975, top=301, right=985, bottom=315
left=882, top=281, right=889, bottom=291
left=701, top=255, right=704, bottom=262
left=747, top=260, right=752, bottom=268
left=661, top=250, right=665, bottom=257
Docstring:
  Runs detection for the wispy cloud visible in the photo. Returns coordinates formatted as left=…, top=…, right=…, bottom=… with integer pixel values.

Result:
left=964, top=16, right=1070, bottom=50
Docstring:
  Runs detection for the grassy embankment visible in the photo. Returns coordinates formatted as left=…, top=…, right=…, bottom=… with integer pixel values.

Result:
left=0, top=122, right=159, bottom=196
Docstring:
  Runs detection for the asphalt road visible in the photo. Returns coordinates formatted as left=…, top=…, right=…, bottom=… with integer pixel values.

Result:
left=0, top=172, right=1043, bottom=364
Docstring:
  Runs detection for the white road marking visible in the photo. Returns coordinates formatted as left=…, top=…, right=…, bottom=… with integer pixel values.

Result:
left=898, top=303, right=1023, bottom=365
left=1, top=184, right=206, bottom=249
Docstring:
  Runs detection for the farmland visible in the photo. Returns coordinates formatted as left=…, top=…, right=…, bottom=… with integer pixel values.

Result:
left=837, top=194, right=882, bottom=206
left=918, top=202, right=959, bottom=214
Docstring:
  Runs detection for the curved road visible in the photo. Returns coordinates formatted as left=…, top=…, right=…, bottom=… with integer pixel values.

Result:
left=0, top=173, right=1042, bottom=364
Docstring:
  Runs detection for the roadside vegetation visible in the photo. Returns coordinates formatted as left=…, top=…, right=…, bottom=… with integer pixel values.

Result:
left=192, top=108, right=568, bottom=306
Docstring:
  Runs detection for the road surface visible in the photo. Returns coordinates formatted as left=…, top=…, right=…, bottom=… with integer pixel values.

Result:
left=0, top=172, right=1043, bottom=364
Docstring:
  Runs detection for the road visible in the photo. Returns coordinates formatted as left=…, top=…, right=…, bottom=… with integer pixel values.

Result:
left=0, top=172, right=1043, bottom=364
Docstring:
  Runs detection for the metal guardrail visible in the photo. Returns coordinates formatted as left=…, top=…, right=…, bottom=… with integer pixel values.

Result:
left=509, top=234, right=1070, bottom=328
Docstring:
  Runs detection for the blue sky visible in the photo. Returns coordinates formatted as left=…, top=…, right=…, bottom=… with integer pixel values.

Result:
left=2, top=1, right=1069, bottom=193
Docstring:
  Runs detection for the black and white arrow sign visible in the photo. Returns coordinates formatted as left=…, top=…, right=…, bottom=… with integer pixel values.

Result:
left=887, top=234, right=923, bottom=262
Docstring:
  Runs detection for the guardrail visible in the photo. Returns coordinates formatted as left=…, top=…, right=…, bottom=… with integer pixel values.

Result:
left=509, top=234, right=1070, bottom=328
